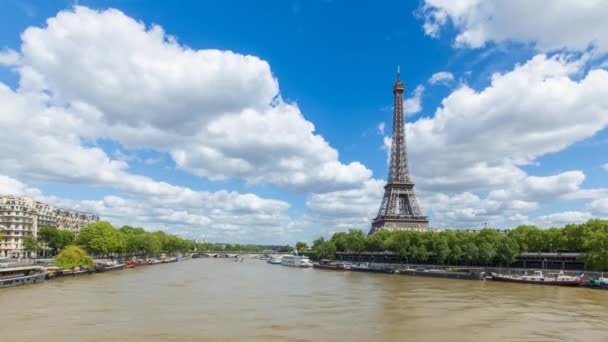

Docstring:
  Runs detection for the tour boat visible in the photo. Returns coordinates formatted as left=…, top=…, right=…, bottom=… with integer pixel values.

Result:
left=267, top=255, right=284, bottom=264
left=281, top=255, right=313, bottom=267
left=313, top=260, right=352, bottom=270
left=490, top=270, right=585, bottom=286
left=0, top=266, right=46, bottom=288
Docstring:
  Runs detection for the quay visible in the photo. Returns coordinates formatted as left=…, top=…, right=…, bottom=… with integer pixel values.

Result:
left=0, top=255, right=191, bottom=288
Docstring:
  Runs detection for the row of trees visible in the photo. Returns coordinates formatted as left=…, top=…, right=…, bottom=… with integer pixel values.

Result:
left=306, top=219, right=608, bottom=270
left=23, top=222, right=198, bottom=257
left=26, top=221, right=288, bottom=258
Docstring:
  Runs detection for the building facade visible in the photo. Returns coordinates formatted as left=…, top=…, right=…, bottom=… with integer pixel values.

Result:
left=0, top=195, right=99, bottom=258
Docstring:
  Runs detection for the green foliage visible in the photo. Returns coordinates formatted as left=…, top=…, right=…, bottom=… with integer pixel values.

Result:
left=584, top=231, right=608, bottom=271
left=312, top=237, right=326, bottom=251
left=295, top=241, right=308, bottom=252
left=318, top=241, right=337, bottom=259
left=77, top=221, right=126, bottom=255
left=317, top=219, right=606, bottom=269
left=55, top=245, right=94, bottom=269
left=277, top=245, right=294, bottom=253
left=495, top=236, right=519, bottom=266
left=365, top=229, right=391, bottom=252
left=311, top=237, right=336, bottom=259
left=37, top=226, right=76, bottom=254
left=23, top=236, right=39, bottom=253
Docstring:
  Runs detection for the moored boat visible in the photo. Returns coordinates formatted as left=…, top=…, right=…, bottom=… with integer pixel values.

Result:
left=0, top=266, right=46, bottom=288
left=281, top=255, right=313, bottom=267
left=62, top=267, right=95, bottom=276
left=351, top=264, right=397, bottom=274
left=491, top=270, right=584, bottom=286
left=45, top=266, right=64, bottom=279
left=591, top=277, right=608, bottom=289
left=126, top=260, right=136, bottom=268
left=267, top=255, right=284, bottom=264
left=313, top=260, right=352, bottom=270
left=95, top=260, right=126, bottom=272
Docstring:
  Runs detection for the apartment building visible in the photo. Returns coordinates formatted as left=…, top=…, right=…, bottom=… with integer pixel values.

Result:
left=0, top=195, right=99, bottom=258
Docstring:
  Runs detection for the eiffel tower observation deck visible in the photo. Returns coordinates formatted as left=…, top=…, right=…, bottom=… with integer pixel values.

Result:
left=369, top=67, right=429, bottom=235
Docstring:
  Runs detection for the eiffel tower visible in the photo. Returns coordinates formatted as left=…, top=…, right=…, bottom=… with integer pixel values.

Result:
left=369, top=67, right=429, bottom=234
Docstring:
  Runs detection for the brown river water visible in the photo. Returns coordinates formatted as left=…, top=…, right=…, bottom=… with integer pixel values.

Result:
left=1, top=259, right=607, bottom=341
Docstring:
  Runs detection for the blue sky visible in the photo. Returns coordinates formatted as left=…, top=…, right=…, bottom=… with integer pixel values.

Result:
left=1, top=0, right=607, bottom=244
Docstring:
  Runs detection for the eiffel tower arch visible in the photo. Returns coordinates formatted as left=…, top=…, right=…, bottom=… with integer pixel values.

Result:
left=369, top=68, right=429, bottom=235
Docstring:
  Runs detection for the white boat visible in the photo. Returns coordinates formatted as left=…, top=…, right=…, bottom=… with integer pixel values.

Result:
left=267, top=255, right=284, bottom=264
left=491, top=270, right=584, bottom=286
left=281, top=255, right=313, bottom=267
left=0, top=266, right=46, bottom=288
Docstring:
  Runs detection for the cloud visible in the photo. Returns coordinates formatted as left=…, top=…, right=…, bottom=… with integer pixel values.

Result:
left=403, top=85, right=424, bottom=115
left=401, top=54, right=608, bottom=227
left=0, top=175, right=42, bottom=197
left=0, top=175, right=292, bottom=243
left=428, top=71, right=454, bottom=85
left=408, top=54, right=608, bottom=193
left=9, top=6, right=373, bottom=193
left=0, top=49, right=20, bottom=66
left=534, top=211, right=594, bottom=228
left=421, top=0, right=608, bottom=52
left=603, top=163, right=608, bottom=172
left=377, top=122, right=385, bottom=135
left=587, top=198, right=608, bottom=215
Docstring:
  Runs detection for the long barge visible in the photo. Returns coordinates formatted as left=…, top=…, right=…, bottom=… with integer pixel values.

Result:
left=490, top=270, right=584, bottom=286
left=0, top=266, right=46, bottom=288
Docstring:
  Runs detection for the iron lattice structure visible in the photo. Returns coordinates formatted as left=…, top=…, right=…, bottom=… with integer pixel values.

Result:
left=369, top=69, right=429, bottom=234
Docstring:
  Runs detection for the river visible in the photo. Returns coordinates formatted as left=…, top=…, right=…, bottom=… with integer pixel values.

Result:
left=1, top=259, right=607, bottom=341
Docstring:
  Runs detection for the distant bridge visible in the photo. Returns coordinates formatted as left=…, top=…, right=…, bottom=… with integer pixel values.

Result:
left=193, top=251, right=293, bottom=258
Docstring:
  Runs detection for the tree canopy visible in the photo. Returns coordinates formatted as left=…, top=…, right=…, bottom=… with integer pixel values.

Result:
left=310, top=219, right=608, bottom=270
left=55, top=245, right=94, bottom=269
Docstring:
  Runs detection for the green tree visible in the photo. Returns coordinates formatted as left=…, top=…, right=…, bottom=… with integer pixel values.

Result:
left=410, top=244, right=428, bottom=263
left=387, top=231, right=411, bottom=260
left=344, top=229, right=366, bottom=252
left=141, top=233, right=162, bottom=255
left=55, top=245, right=95, bottom=269
left=584, top=231, right=608, bottom=271
left=365, top=229, right=392, bottom=252
left=77, top=221, right=126, bottom=255
left=119, top=225, right=145, bottom=235
left=477, top=242, right=496, bottom=265
left=431, top=233, right=450, bottom=264
left=495, top=236, right=519, bottom=266
left=278, top=245, right=294, bottom=253
left=312, top=237, right=326, bottom=252
left=38, top=226, right=76, bottom=255
left=295, top=241, right=308, bottom=252
left=462, top=242, right=479, bottom=265
left=330, top=232, right=349, bottom=252
left=23, top=236, right=39, bottom=256
left=318, top=240, right=337, bottom=259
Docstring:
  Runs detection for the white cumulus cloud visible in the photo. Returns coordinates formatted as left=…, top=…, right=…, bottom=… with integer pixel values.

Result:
left=428, top=71, right=454, bottom=85
left=421, top=0, right=608, bottom=53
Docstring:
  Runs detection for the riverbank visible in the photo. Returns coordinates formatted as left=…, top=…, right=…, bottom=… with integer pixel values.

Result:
left=0, top=255, right=191, bottom=288
left=307, top=260, right=607, bottom=289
